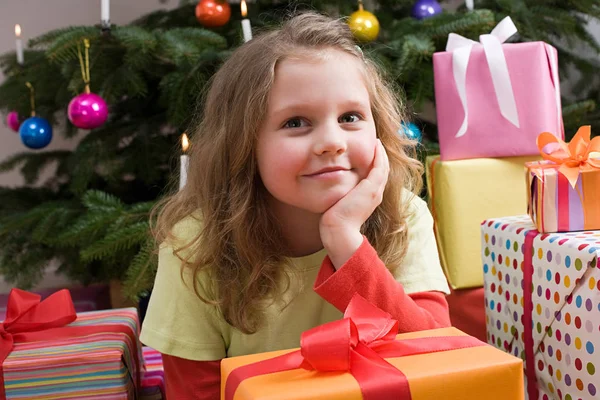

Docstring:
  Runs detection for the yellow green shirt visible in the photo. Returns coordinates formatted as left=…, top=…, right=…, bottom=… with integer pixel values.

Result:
left=140, top=194, right=449, bottom=361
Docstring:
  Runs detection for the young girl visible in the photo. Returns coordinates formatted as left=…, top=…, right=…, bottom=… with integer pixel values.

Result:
left=141, top=12, right=451, bottom=399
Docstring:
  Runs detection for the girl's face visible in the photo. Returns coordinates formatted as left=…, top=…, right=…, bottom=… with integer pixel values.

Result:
left=256, top=50, right=377, bottom=216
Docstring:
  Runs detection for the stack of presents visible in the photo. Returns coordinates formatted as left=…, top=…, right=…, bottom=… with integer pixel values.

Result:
left=429, top=15, right=600, bottom=400
left=0, top=17, right=597, bottom=400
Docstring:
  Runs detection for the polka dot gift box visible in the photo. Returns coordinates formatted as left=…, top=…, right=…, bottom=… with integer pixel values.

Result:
left=482, top=215, right=600, bottom=400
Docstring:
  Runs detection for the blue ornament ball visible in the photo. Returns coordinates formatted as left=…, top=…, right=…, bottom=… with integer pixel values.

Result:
left=399, top=122, right=423, bottom=142
left=19, top=116, right=53, bottom=149
left=411, top=0, right=442, bottom=20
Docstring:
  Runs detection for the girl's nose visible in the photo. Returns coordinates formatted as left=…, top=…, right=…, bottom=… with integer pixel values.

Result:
left=312, top=123, right=347, bottom=156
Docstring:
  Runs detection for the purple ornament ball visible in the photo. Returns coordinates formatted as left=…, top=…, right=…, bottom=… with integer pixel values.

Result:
left=68, top=92, right=108, bottom=129
left=411, top=0, right=442, bottom=20
left=7, top=111, right=20, bottom=132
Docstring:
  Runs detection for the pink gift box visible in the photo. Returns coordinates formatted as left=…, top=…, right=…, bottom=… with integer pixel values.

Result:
left=434, top=41, right=564, bottom=161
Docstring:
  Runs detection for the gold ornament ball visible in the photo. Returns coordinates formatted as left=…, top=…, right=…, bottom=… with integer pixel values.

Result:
left=348, top=9, right=380, bottom=42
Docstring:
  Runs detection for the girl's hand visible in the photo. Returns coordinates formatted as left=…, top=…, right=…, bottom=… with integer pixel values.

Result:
left=319, top=139, right=390, bottom=268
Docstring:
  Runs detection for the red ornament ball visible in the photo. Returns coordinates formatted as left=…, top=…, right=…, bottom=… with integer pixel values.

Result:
left=195, top=0, right=231, bottom=28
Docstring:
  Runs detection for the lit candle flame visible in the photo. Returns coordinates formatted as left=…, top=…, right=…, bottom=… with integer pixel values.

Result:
left=181, top=133, right=190, bottom=152
left=15, top=24, right=21, bottom=37
left=241, top=0, right=248, bottom=18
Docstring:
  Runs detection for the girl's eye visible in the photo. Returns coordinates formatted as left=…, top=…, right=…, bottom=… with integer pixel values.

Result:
left=283, top=118, right=307, bottom=129
left=339, top=113, right=362, bottom=123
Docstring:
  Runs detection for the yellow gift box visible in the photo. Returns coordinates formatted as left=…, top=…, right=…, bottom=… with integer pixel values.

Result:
left=426, top=155, right=540, bottom=289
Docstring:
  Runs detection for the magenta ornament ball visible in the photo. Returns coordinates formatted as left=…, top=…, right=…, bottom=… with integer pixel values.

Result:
left=7, top=111, right=20, bottom=132
left=67, top=92, right=108, bottom=129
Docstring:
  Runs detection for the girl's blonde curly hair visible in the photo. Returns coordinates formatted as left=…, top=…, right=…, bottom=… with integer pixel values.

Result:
left=151, top=12, right=423, bottom=334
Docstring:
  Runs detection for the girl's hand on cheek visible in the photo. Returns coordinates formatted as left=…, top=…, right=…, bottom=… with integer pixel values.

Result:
left=319, top=139, right=390, bottom=268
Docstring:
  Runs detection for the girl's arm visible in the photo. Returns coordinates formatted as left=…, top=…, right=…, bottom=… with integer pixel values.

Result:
left=162, top=354, right=221, bottom=400
left=314, top=236, right=451, bottom=332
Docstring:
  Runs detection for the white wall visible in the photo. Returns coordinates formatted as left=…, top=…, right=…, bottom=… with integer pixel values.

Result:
left=0, top=0, right=177, bottom=292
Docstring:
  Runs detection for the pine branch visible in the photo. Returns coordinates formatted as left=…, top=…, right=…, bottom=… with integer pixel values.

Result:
left=55, top=211, right=119, bottom=247
left=0, top=236, right=52, bottom=289
left=0, top=201, right=71, bottom=238
left=159, top=28, right=227, bottom=67
left=562, top=100, right=597, bottom=135
left=82, top=190, right=125, bottom=212
left=123, top=238, right=158, bottom=301
left=43, top=27, right=102, bottom=65
left=80, top=221, right=150, bottom=262
left=32, top=208, right=78, bottom=245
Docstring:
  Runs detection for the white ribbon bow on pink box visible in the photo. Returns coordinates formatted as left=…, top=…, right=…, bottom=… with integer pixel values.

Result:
left=444, top=17, right=561, bottom=139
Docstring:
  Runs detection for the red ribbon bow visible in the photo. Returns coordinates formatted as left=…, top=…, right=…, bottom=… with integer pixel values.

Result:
left=0, top=288, right=141, bottom=399
left=225, top=294, right=486, bottom=400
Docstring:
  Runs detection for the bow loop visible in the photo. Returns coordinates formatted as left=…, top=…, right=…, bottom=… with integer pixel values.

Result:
left=300, top=318, right=357, bottom=372
left=445, top=16, right=521, bottom=138
left=343, top=293, right=398, bottom=344
left=537, top=126, right=600, bottom=187
left=3, top=289, right=42, bottom=327
left=300, top=294, right=399, bottom=372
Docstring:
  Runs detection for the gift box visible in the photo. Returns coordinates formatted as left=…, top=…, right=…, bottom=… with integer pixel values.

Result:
left=527, top=126, right=600, bottom=233
left=0, top=288, right=143, bottom=399
left=433, top=17, right=563, bottom=161
left=141, top=347, right=165, bottom=400
left=221, top=294, right=524, bottom=400
left=482, top=215, right=600, bottom=400
left=426, top=154, right=539, bottom=289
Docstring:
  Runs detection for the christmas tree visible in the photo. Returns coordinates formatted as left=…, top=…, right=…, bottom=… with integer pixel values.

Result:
left=0, top=0, right=598, bottom=300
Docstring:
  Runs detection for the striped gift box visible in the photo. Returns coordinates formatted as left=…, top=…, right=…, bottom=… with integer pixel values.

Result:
left=3, top=307, right=143, bottom=399
left=526, top=160, right=600, bottom=233
left=140, top=347, right=165, bottom=400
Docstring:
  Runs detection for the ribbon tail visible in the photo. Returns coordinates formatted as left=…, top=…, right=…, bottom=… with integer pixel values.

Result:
left=544, top=44, right=563, bottom=137
left=523, top=230, right=540, bottom=400
left=0, top=334, right=13, bottom=400
left=490, top=16, right=518, bottom=43
left=558, top=164, right=580, bottom=188
left=452, top=44, right=473, bottom=138
left=225, top=350, right=304, bottom=400
left=480, top=33, right=520, bottom=128
left=352, top=343, right=411, bottom=400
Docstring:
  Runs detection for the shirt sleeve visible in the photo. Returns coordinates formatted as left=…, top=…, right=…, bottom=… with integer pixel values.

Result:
left=140, top=216, right=229, bottom=361
left=314, top=237, right=451, bottom=332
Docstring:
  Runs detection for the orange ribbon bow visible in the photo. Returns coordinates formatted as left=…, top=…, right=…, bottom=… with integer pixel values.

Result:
left=537, top=125, right=600, bottom=187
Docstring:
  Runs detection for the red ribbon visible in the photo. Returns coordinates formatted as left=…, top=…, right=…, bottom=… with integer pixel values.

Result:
left=225, top=294, right=487, bottom=400
left=0, top=288, right=141, bottom=400
left=523, top=230, right=540, bottom=399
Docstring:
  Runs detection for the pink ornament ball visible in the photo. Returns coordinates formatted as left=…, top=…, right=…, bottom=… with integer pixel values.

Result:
left=7, top=111, right=20, bottom=132
left=67, top=92, right=108, bottom=129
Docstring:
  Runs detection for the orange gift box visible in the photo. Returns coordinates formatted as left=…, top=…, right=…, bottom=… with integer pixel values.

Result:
left=221, top=295, right=524, bottom=400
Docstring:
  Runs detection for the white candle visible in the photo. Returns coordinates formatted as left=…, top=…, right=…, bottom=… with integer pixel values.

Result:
left=179, top=133, right=190, bottom=191
left=466, top=0, right=474, bottom=10
left=101, top=0, right=110, bottom=28
left=241, top=1, right=252, bottom=42
left=15, top=24, right=24, bottom=65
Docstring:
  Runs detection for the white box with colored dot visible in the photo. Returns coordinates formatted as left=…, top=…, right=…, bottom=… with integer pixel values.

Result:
left=482, top=215, right=599, bottom=400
